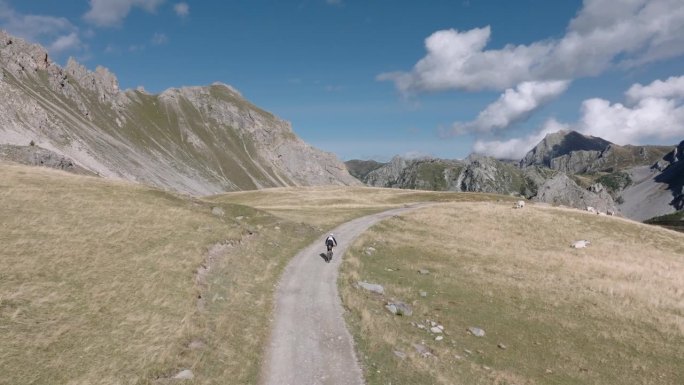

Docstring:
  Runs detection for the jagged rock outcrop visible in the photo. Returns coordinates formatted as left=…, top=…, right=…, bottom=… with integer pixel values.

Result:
left=363, top=156, right=465, bottom=190
left=364, top=156, right=409, bottom=187
left=533, top=174, right=617, bottom=213
left=457, top=154, right=535, bottom=196
left=550, top=150, right=602, bottom=173
left=0, top=144, right=95, bottom=175
left=0, top=31, right=359, bottom=194
left=359, top=155, right=539, bottom=196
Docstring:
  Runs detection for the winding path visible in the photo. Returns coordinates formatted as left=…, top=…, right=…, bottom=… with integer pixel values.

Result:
left=259, top=204, right=428, bottom=385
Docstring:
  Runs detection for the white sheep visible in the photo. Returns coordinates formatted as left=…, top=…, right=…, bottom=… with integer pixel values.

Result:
left=586, top=206, right=597, bottom=214
left=571, top=240, right=591, bottom=249
left=514, top=200, right=525, bottom=209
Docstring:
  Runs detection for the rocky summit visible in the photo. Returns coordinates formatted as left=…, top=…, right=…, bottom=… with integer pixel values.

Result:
left=0, top=31, right=359, bottom=195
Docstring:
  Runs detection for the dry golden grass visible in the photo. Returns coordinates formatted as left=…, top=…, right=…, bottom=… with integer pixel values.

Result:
left=8, top=164, right=679, bottom=385
left=0, top=163, right=320, bottom=384
left=213, top=186, right=507, bottom=228
left=340, top=202, right=684, bottom=385
left=2, top=165, right=488, bottom=384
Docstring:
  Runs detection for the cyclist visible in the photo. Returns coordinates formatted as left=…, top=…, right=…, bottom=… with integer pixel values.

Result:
left=324, top=233, right=337, bottom=262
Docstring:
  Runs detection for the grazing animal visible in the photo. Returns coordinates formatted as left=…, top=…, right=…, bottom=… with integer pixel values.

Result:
left=586, top=206, right=597, bottom=214
left=514, top=200, right=525, bottom=209
left=571, top=240, right=591, bottom=249
left=607, top=210, right=615, bottom=216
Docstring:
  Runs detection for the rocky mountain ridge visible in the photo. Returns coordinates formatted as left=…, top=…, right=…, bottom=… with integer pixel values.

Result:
left=0, top=30, right=359, bottom=195
left=346, top=131, right=681, bottom=221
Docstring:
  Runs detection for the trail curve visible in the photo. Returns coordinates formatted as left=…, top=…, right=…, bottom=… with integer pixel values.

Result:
left=260, top=204, right=429, bottom=385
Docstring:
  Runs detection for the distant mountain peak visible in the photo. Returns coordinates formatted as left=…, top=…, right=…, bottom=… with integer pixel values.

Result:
left=521, top=130, right=613, bottom=168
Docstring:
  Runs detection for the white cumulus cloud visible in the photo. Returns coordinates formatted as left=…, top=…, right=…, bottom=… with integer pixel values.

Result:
left=473, top=75, right=684, bottom=159
left=452, top=80, right=570, bottom=134
left=379, top=0, right=684, bottom=93
left=84, top=0, right=165, bottom=27
left=174, top=2, right=189, bottom=17
left=577, top=97, right=684, bottom=145
left=625, top=75, right=684, bottom=104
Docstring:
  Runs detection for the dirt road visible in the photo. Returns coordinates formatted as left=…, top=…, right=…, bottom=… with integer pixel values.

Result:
left=260, top=204, right=428, bottom=385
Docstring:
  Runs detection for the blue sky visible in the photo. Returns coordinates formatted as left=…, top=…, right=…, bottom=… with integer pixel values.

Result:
left=2, top=0, right=684, bottom=161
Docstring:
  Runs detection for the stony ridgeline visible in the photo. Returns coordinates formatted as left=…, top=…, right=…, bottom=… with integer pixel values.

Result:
left=0, top=30, right=359, bottom=195
left=346, top=130, right=683, bottom=221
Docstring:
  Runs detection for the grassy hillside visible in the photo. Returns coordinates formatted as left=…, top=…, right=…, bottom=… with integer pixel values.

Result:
left=340, top=203, right=684, bottom=385
left=0, top=163, right=322, bottom=384
left=0, top=166, right=508, bottom=384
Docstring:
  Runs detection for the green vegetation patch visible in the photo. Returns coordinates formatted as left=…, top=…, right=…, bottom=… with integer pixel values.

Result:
left=595, top=172, right=632, bottom=194
left=645, top=210, right=684, bottom=233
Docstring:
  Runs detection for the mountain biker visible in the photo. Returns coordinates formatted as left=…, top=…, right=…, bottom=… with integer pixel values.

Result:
left=325, top=233, right=337, bottom=262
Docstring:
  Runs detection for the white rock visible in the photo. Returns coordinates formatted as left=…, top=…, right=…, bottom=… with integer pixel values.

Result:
left=174, top=369, right=194, bottom=380
left=435, top=335, right=444, bottom=341
left=357, top=281, right=384, bottom=295
left=571, top=240, right=591, bottom=249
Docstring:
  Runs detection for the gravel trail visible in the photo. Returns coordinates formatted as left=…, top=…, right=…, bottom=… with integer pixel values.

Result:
left=260, top=204, right=429, bottom=385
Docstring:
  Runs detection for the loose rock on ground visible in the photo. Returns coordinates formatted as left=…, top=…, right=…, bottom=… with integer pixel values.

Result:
left=357, top=281, right=384, bottom=295
left=468, top=327, right=486, bottom=337
left=385, top=301, right=413, bottom=316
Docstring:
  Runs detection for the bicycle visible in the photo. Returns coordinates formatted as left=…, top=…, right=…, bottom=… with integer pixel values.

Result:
left=326, top=244, right=334, bottom=263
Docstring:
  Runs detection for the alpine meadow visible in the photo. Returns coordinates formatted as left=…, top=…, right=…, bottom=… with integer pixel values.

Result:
left=2, top=1, right=684, bottom=384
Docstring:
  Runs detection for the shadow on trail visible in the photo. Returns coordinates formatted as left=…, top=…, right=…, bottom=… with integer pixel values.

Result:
left=319, top=253, right=330, bottom=263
